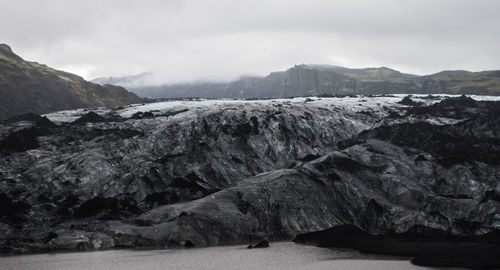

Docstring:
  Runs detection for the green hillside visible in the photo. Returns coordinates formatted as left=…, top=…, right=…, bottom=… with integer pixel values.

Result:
left=0, top=44, right=141, bottom=120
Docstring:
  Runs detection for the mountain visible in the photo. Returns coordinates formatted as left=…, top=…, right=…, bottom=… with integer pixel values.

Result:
left=129, top=65, right=420, bottom=98
left=420, top=70, right=500, bottom=95
left=113, top=64, right=500, bottom=98
left=0, top=44, right=142, bottom=120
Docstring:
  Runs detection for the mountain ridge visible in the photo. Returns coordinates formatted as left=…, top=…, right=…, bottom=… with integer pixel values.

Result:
left=94, top=64, right=500, bottom=98
left=0, top=44, right=142, bottom=120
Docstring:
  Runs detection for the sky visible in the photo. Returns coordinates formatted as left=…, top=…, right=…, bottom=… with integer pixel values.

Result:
left=2, top=0, right=500, bottom=85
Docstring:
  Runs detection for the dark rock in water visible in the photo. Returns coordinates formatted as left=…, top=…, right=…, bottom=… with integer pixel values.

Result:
left=72, top=112, right=105, bottom=124
left=247, top=240, right=269, bottom=249
left=165, top=240, right=195, bottom=248
left=294, top=224, right=500, bottom=268
left=253, top=240, right=269, bottom=248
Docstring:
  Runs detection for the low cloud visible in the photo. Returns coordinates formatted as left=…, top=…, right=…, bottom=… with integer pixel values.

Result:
left=2, top=0, right=500, bottom=84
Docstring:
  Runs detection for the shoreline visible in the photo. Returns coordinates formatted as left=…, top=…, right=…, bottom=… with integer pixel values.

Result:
left=0, top=241, right=443, bottom=270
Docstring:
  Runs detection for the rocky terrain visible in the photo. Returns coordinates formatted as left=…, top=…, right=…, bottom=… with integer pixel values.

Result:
left=0, top=44, right=141, bottom=120
left=0, top=94, right=499, bottom=267
left=102, top=64, right=500, bottom=98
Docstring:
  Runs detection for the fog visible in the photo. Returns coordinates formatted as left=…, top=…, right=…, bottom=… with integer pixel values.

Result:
left=2, top=0, right=500, bottom=85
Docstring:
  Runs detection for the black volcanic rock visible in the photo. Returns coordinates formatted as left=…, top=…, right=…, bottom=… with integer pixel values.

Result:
left=3, top=113, right=57, bottom=128
left=397, top=96, right=422, bottom=106
left=248, top=240, right=269, bottom=249
left=0, top=96, right=499, bottom=269
left=0, top=126, right=41, bottom=153
left=294, top=224, right=500, bottom=268
left=130, top=111, right=155, bottom=119
left=113, top=137, right=499, bottom=247
left=0, top=99, right=375, bottom=252
left=0, top=113, right=57, bottom=153
left=352, top=97, right=500, bottom=166
left=0, top=44, right=142, bottom=120
left=72, top=112, right=106, bottom=124
left=406, top=95, right=482, bottom=118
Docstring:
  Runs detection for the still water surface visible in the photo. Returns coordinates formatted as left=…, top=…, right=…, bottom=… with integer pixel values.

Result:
left=1, top=242, right=453, bottom=270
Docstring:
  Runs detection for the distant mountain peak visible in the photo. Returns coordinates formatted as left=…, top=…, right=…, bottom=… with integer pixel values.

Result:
left=428, top=70, right=472, bottom=77
left=0, top=43, right=24, bottom=63
left=0, top=43, right=13, bottom=53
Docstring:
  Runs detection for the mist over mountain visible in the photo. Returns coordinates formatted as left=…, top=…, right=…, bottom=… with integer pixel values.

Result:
left=0, top=44, right=141, bottom=120
left=91, top=72, right=154, bottom=89
left=93, top=65, right=500, bottom=98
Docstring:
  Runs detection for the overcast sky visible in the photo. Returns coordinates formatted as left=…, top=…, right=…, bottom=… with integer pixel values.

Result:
left=2, top=0, right=500, bottom=84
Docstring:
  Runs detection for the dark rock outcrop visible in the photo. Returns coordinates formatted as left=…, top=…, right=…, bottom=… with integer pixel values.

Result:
left=72, top=112, right=106, bottom=124
left=105, top=137, right=499, bottom=248
left=0, top=98, right=375, bottom=252
left=248, top=240, right=269, bottom=249
left=3, top=113, right=57, bottom=127
left=0, top=115, right=57, bottom=153
left=294, top=224, right=500, bottom=268
left=397, top=96, right=422, bottom=106
left=130, top=111, right=155, bottom=119
left=0, top=96, right=499, bottom=269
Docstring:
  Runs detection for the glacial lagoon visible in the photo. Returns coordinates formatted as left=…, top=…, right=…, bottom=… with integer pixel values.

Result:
left=1, top=242, right=452, bottom=270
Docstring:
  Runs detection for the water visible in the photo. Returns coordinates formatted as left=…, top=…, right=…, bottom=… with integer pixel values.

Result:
left=0, top=242, right=451, bottom=270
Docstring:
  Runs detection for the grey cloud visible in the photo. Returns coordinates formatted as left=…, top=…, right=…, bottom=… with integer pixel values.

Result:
left=1, top=0, right=500, bottom=84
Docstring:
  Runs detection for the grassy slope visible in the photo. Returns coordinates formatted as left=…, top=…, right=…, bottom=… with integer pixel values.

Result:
left=420, top=70, right=500, bottom=95
left=0, top=44, right=141, bottom=120
left=280, top=65, right=500, bottom=96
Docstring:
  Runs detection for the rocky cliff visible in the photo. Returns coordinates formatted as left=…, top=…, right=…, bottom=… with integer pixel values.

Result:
left=0, top=44, right=142, bottom=120
left=0, top=95, right=499, bottom=267
left=125, top=65, right=500, bottom=98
